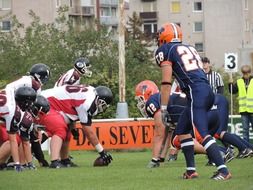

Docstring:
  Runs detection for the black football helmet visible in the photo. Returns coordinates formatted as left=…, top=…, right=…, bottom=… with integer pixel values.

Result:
left=30, top=95, right=50, bottom=118
left=29, top=63, right=50, bottom=85
left=95, top=86, right=113, bottom=113
left=15, top=86, right=37, bottom=111
left=74, top=57, right=92, bottom=77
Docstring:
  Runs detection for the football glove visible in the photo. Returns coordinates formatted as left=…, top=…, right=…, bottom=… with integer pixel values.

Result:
left=99, top=150, right=113, bottom=165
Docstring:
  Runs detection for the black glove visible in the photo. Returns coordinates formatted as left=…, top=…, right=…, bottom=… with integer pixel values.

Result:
left=71, top=128, right=79, bottom=140
left=99, top=150, right=113, bottom=165
left=14, top=164, right=23, bottom=172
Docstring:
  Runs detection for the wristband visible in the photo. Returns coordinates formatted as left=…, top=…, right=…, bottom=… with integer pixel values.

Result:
left=161, top=105, right=167, bottom=111
left=15, top=162, right=20, bottom=165
left=95, top=143, right=104, bottom=153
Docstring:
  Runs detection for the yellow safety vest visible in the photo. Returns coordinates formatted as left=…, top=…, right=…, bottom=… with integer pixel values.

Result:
left=237, top=78, right=253, bottom=113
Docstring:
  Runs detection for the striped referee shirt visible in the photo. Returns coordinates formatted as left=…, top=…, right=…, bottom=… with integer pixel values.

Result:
left=206, top=70, right=224, bottom=94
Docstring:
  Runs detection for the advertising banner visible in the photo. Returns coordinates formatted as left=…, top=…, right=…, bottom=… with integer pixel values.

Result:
left=68, top=116, right=253, bottom=151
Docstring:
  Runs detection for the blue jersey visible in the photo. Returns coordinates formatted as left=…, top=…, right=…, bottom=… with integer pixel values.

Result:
left=155, top=43, right=208, bottom=92
left=145, top=93, right=187, bottom=123
left=145, top=93, right=225, bottom=135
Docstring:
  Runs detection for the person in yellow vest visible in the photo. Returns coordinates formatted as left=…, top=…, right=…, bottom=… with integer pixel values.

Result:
left=229, top=65, right=253, bottom=143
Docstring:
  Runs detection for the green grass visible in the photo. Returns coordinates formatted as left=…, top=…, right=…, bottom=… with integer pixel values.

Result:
left=0, top=150, right=253, bottom=190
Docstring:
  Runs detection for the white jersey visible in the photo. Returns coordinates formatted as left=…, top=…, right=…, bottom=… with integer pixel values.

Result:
left=5, top=76, right=41, bottom=111
left=0, top=90, right=17, bottom=131
left=41, top=85, right=97, bottom=125
left=54, top=69, right=81, bottom=87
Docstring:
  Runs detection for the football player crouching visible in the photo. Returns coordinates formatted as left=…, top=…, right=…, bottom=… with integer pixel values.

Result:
left=135, top=80, right=177, bottom=168
left=31, top=84, right=113, bottom=168
left=0, top=86, right=37, bottom=171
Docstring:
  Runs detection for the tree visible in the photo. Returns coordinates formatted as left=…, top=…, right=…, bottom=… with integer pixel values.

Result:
left=0, top=7, right=161, bottom=118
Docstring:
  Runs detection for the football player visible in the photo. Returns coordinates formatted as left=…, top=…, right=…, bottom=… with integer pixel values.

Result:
left=4, top=63, right=51, bottom=167
left=34, top=84, right=113, bottom=168
left=54, top=57, right=92, bottom=87
left=135, top=80, right=169, bottom=168
left=155, top=23, right=231, bottom=180
left=0, top=86, right=36, bottom=171
left=135, top=80, right=226, bottom=168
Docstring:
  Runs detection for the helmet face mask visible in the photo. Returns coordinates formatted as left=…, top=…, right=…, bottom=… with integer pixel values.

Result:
left=95, top=86, right=113, bottom=114
left=30, top=95, right=50, bottom=118
left=74, top=57, right=92, bottom=77
left=97, top=99, right=109, bottom=114
left=135, top=96, right=148, bottom=117
left=135, top=80, right=159, bottom=117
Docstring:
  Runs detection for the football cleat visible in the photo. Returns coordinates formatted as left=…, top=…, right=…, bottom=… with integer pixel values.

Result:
left=182, top=171, right=199, bottom=179
left=236, top=148, right=253, bottom=159
left=224, top=147, right=235, bottom=163
left=61, top=158, right=78, bottom=167
left=168, top=154, right=178, bottom=162
left=0, top=163, right=7, bottom=170
left=147, top=160, right=160, bottom=168
left=211, top=171, right=232, bottom=180
left=49, top=160, right=63, bottom=169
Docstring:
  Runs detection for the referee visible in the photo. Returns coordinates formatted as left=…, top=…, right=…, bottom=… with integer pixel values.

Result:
left=202, top=57, right=224, bottom=94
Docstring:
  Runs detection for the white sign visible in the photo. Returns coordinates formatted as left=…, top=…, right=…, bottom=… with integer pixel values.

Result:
left=224, top=53, right=238, bottom=72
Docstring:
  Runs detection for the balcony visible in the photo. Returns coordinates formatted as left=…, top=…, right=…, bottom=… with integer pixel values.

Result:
left=100, top=16, right=118, bottom=26
left=139, top=12, right=157, bottom=21
left=69, top=6, right=95, bottom=16
left=100, top=0, right=118, bottom=7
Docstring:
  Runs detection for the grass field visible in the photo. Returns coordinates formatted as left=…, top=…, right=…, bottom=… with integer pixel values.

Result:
left=0, top=150, right=253, bottom=190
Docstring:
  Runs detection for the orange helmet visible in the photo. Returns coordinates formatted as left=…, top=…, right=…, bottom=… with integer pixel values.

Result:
left=157, top=23, right=182, bottom=46
left=135, top=80, right=159, bottom=117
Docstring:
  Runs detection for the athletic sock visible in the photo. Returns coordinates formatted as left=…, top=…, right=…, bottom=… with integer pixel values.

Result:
left=222, top=132, right=247, bottom=151
left=202, top=136, right=228, bottom=175
left=235, top=135, right=253, bottom=149
left=180, top=138, right=195, bottom=174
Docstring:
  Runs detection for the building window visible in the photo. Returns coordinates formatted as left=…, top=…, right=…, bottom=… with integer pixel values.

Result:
left=1, top=21, right=11, bottom=32
left=193, top=1, right=202, bottom=12
left=142, top=2, right=157, bottom=12
left=171, top=1, right=181, bottom=13
left=195, top=43, right=204, bottom=52
left=69, top=0, right=73, bottom=7
left=194, top=22, right=203, bottom=32
left=101, top=7, right=110, bottom=16
left=0, top=0, right=11, bottom=10
left=143, top=21, right=157, bottom=37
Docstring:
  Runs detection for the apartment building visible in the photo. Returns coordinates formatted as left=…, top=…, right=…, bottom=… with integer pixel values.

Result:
left=126, top=0, right=253, bottom=68
left=0, top=0, right=119, bottom=32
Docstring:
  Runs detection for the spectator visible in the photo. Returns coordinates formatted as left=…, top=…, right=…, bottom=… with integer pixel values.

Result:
left=228, top=65, right=253, bottom=142
left=202, top=57, right=224, bottom=94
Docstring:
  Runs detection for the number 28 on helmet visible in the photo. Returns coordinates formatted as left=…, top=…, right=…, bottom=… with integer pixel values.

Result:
left=157, top=23, right=182, bottom=47
left=135, top=80, right=159, bottom=117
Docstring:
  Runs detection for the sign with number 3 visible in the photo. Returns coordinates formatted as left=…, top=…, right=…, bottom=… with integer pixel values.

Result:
left=224, top=53, right=238, bottom=73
